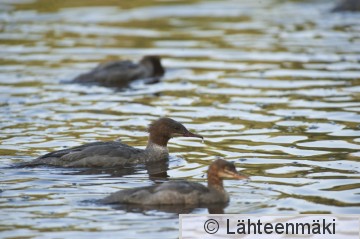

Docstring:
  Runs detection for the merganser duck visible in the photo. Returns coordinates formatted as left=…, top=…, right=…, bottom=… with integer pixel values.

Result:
left=332, top=0, right=360, bottom=12
left=22, top=118, right=202, bottom=168
left=102, top=159, right=248, bottom=205
left=72, top=55, right=165, bottom=88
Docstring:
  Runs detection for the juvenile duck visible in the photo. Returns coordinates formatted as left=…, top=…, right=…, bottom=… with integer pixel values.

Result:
left=72, top=55, right=165, bottom=88
left=102, top=159, right=248, bottom=205
left=22, top=118, right=202, bottom=168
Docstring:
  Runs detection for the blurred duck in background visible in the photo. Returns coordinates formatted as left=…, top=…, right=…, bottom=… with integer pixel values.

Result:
left=72, top=55, right=165, bottom=88
left=332, top=0, right=360, bottom=12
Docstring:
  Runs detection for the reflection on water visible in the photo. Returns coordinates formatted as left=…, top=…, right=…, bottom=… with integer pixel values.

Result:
left=107, top=201, right=227, bottom=215
left=56, top=159, right=170, bottom=179
left=1, top=0, right=360, bottom=238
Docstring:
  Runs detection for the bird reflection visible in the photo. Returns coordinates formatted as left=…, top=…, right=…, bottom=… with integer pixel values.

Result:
left=61, top=160, right=170, bottom=180
left=107, top=202, right=227, bottom=214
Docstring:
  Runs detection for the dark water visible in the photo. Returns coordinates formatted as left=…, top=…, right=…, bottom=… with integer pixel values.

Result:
left=1, top=0, right=360, bottom=238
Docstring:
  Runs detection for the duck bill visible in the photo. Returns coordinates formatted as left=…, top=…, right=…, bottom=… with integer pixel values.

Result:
left=183, top=130, right=203, bottom=139
left=221, top=170, right=248, bottom=180
left=233, top=172, right=249, bottom=180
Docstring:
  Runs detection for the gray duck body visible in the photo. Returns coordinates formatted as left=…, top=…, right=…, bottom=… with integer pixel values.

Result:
left=28, top=141, right=167, bottom=167
left=102, top=180, right=228, bottom=205
left=72, top=55, right=164, bottom=88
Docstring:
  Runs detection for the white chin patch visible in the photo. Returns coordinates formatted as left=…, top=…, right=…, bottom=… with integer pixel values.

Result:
left=152, top=143, right=168, bottom=152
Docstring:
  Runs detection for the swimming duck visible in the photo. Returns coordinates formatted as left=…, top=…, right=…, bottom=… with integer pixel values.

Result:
left=102, top=159, right=248, bottom=205
left=332, top=0, right=360, bottom=12
left=22, top=118, right=202, bottom=168
left=72, top=55, right=165, bottom=88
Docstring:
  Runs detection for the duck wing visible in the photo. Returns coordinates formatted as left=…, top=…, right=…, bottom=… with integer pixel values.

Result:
left=155, top=181, right=209, bottom=194
left=24, top=141, right=144, bottom=167
left=102, top=181, right=210, bottom=205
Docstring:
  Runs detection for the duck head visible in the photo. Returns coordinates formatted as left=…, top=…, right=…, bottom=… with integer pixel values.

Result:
left=148, top=117, right=203, bottom=146
left=140, top=55, right=165, bottom=77
left=209, top=159, right=248, bottom=180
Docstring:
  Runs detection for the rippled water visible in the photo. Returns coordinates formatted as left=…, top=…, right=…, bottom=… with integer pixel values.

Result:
left=1, top=0, right=360, bottom=238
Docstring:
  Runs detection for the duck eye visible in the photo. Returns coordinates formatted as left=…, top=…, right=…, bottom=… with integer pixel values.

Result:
left=227, top=165, right=235, bottom=171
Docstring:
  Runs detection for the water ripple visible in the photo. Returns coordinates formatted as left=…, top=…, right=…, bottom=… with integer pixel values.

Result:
left=1, top=0, right=360, bottom=238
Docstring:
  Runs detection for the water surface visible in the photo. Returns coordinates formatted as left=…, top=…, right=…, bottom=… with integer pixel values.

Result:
left=1, top=0, right=360, bottom=238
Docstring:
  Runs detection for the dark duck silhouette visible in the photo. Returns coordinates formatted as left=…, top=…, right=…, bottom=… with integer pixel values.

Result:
left=21, top=118, right=202, bottom=168
left=332, top=0, right=360, bottom=12
left=102, top=159, right=248, bottom=206
left=72, top=55, right=165, bottom=88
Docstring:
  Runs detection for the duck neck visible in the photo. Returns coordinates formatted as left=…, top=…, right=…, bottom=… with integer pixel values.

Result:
left=145, top=138, right=169, bottom=161
left=148, top=131, right=170, bottom=147
left=207, top=169, right=229, bottom=202
left=207, top=169, right=225, bottom=193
